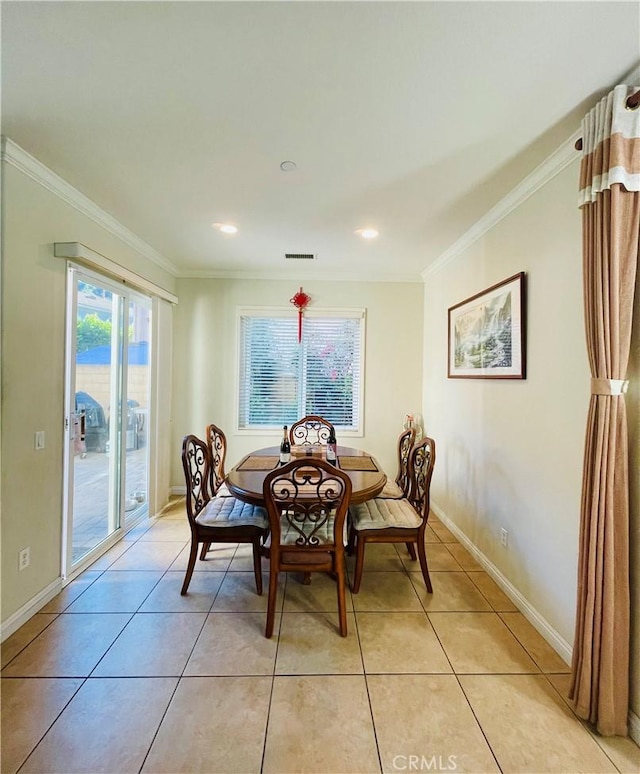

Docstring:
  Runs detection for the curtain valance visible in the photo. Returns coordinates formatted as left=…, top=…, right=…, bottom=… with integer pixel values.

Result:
left=579, top=85, right=640, bottom=206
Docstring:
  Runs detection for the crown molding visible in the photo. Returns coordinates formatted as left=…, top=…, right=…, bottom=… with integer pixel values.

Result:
left=422, top=130, right=581, bottom=279
left=177, top=267, right=423, bottom=283
left=1, top=137, right=180, bottom=277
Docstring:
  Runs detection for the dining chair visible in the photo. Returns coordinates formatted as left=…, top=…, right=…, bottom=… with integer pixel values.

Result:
left=377, top=427, right=415, bottom=499
left=181, top=434, right=268, bottom=596
left=262, top=457, right=352, bottom=637
left=348, top=437, right=436, bottom=594
left=289, top=415, right=334, bottom=445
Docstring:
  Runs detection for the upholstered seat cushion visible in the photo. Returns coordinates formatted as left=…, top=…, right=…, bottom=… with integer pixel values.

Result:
left=350, top=497, right=421, bottom=530
left=262, top=513, right=340, bottom=567
left=280, top=510, right=338, bottom=545
left=196, top=497, right=268, bottom=529
left=377, top=478, right=404, bottom=499
left=261, top=510, right=341, bottom=549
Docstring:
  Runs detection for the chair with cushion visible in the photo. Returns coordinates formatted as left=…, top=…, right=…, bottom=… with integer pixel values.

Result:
left=348, top=437, right=436, bottom=594
left=181, top=434, right=268, bottom=596
left=289, top=415, right=334, bottom=446
left=262, top=458, right=352, bottom=637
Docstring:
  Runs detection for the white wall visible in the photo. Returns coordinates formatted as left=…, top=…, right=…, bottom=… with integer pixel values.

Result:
left=171, top=278, right=424, bottom=487
left=1, top=159, right=176, bottom=624
left=423, top=160, right=588, bottom=644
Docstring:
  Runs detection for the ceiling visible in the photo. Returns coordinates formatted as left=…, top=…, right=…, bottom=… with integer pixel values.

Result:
left=2, top=1, right=639, bottom=282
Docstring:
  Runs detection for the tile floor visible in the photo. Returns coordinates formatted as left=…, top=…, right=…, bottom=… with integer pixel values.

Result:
left=2, top=500, right=639, bottom=774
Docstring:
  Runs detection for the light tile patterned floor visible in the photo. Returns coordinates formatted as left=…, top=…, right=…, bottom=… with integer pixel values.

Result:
left=2, top=499, right=639, bottom=774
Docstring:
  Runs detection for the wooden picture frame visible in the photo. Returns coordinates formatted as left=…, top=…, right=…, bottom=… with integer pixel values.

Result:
left=448, top=272, right=526, bottom=379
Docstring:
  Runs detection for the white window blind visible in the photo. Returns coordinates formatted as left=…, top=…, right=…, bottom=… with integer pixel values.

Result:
left=238, top=310, right=364, bottom=431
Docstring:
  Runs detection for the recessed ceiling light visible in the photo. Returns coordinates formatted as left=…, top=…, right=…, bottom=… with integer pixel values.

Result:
left=280, top=160, right=297, bottom=172
left=212, top=223, right=238, bottom=234
left=356, top=228, right=379, bottom=239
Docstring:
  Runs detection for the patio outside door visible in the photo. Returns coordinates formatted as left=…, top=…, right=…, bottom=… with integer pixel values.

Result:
left=63, top=266, right=151, bottom=577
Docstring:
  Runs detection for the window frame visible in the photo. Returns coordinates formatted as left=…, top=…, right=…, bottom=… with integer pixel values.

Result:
left=234, top=306, right=366, bottom=437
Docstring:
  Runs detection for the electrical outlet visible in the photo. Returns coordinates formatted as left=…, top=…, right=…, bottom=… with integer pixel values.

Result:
left=35, top=431, right=45, bottom=450
left=500, top=528, right=508, bottom=547
left=19, top=547, right=30, bottom=571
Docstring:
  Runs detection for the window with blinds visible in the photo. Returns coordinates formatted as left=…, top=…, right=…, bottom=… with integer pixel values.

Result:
left=238, top=309, right=364, bottom=432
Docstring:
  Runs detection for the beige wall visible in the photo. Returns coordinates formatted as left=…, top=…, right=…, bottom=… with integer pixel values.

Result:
left=423, top=157, right=640, bottom=728
left=171, top=278, right=424, bottom=487
left=1, top=161, right=176, bottom=623
left=423, top=161, right=588, bottom=642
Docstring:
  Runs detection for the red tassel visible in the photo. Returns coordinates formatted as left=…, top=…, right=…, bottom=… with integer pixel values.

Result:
left=290, top=286, right=311, bottom=344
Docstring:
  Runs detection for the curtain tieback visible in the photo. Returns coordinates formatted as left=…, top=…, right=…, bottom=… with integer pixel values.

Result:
left=591, top=378, right=629, bottom=395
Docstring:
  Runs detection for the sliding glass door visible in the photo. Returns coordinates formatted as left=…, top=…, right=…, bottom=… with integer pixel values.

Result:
left=63, top=266, right=151, bottom=577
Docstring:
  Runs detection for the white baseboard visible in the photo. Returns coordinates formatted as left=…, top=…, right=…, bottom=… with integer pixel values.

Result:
left=430, top=502, right=572, bottom=665
left=629, top=710, right=640, bottom=745
left=1, top=578, right=62, bottom=642
left=170, top=485, right=186, bottom=496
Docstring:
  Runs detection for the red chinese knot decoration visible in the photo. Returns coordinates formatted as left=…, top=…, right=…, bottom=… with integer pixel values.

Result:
left=290, top=286, right=311, bottom=343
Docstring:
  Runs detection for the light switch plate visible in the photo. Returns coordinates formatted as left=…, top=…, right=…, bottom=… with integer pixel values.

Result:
left=35, top=431, right=45, bottom=450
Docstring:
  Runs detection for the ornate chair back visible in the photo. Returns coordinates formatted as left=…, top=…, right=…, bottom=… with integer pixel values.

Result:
left=289, top=415, right=335, bottom=445
left=205, top=423, right=227, bottom=495
left=395, top=427, right=416, bottom=497
left=407, top=436, right=436, bottom=522
left=181, top=434, right=211, bottom=525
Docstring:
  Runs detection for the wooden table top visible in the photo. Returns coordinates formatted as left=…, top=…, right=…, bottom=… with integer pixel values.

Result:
left=226, top=445, right=387, bottom=506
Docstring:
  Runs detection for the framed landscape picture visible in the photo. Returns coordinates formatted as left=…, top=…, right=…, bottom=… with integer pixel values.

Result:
left=448, top=272, right=526, bottom=379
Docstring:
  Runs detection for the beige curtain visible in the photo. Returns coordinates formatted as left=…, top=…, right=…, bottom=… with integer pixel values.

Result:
left=570, top=84, right=640, bottom=737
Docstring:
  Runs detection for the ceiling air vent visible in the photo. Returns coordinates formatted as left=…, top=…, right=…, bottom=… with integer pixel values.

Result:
left=284, top=253, right=316, bottom=261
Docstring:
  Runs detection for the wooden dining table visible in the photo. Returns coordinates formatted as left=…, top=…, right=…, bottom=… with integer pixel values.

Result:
left=226, top=444, right=387, bottom=507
